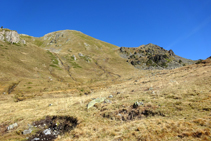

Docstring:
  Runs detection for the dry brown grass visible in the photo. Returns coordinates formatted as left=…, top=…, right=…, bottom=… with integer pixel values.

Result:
left=0, top=30, right=211, bottom=140
left=0, top=62, right=211, bottom=140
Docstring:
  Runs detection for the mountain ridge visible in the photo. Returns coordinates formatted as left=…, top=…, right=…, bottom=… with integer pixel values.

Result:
left=0, top=28, right=197, bottom=95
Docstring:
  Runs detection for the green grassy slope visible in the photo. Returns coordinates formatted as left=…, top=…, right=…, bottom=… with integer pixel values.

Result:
left=0, top=30, right=138, bottom=95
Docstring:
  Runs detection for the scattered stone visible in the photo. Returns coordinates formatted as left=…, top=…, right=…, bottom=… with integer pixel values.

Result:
left=72, top=55, right=76, bottom=61
left=49, top=104, right=53, bottom=106
left=117, top=113, right=122, bottom=117
left=31, top=137, right=40, bottom=141
left=117, top=92, right=120, bottom=94
left=22, top=128, right=32, bottom=135
left=133, top=101, right=144, bottom=108
left=108, top=95, right=113, bottom=98
left=21, top=39, right=26, bottom=44
left=149, top=87, right=153, bottom=90
left=43, top=128, right=51, bottom=135
left=7, top=123, right=18, bottom=130
left=152, top=91, right=156, bottom=94
left=3, top=92, right=6, bottom=94
left=78, top=53, right=83, bottom=56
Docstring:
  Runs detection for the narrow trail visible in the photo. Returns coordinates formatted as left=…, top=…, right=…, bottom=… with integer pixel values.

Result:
left=53, top=53, right=77, bottom=82
left=94, top=59, right=121, bottom=80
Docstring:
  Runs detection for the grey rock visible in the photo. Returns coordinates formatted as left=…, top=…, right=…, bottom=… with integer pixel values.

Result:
left=117, top=113, right=122, bottom=117
left=7, top=123, right=18, bottom=130
left=108, top=95, right=113, bottom=98
left=0, top=34, right=4, bottom=41
left=133, top=101, right=144, bottom=108
left=43, top=128, right=51, bottom=135
left=21, top=40, right=26, bottom=44
left=3, top=92, right=6, bottom=94
left=168, top=49, right=175, bottom=56
left=78, top=53, right=83, bottom=56
left=49, top=104, right=53, bottom=106
left=84, top=42, right=89, bottom=47
left=0, top=30, right=20, bottom=43
left=31, top=138, right=40, bottom=141
left=5, top=30, right=20, bottom=43
left=72, top=55, right=76, bottom=61
left=117, top=92, right=120, bottom=94
left=149, top=87, right=153, bottom=90
left=22, top=129, right=32, bottom=135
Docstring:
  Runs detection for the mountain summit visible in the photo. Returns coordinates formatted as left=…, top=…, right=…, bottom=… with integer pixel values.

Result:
left=0, top=28, right=195, bottom=94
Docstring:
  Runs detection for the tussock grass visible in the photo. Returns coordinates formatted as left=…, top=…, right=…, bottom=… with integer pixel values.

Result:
left=0, top=63, right=211, bottom=140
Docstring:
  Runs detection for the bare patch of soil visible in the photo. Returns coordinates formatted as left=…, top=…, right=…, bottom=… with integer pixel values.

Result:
left=28, top=116, right=78, bottom=141
left=102, top=105, right=165, bottom=121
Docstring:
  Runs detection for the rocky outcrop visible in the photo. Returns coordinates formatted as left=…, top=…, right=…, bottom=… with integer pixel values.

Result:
left=168, top=49, right=175, bottom=56
left=119, top=43, right=195, bottom=70
left=5, top=31, right=20, bottom=43
left=0, top=29, right=25, bottom=44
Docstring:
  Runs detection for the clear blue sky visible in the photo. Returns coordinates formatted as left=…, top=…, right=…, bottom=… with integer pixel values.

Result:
left=1, top=0, right=211, bottom=60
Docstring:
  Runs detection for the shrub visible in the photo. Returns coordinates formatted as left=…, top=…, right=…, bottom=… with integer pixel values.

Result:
left=196, top=59, right=203, bottom=64
left=160, top=62, right=168, bottom=68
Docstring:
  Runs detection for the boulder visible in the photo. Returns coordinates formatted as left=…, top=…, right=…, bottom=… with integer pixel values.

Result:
left=133, top=101, right=144, bottom=108
left=22, top=128, right=32, bottom=135
left=108, top=95, right=113, bottom=98
left=87, top=97, right=106, bottom=109
left=5, top=30, right=20, bottom=43
left=7, top=123, right=18, bottom=130
left=43, top=128, right=52, bottom=135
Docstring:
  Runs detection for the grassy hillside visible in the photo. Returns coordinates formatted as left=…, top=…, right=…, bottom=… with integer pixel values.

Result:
left=0, top=30, right=138, bottom=98
left=0, top=29, right=210, bottom=141
left=0, top=58, right=210, bottom=141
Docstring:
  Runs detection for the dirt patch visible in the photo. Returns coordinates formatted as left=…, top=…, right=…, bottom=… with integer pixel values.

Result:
left=27, top=116, right=78, bottom=141
left=8, top=81, right=20, bottom=94
left=102, top=105, right=165, bottom=121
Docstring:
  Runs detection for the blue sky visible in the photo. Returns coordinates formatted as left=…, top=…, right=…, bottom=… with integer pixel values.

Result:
left=1, top=0, right=211, bottom=60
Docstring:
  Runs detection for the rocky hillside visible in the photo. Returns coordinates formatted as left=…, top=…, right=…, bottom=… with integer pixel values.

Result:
left=119, top=43, right=195, bottom=70
left=0, top=28, right=137, bottom=94
left=0, top=28, right=196, bottom=95
left=0, top=28, right=26, bottom=44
